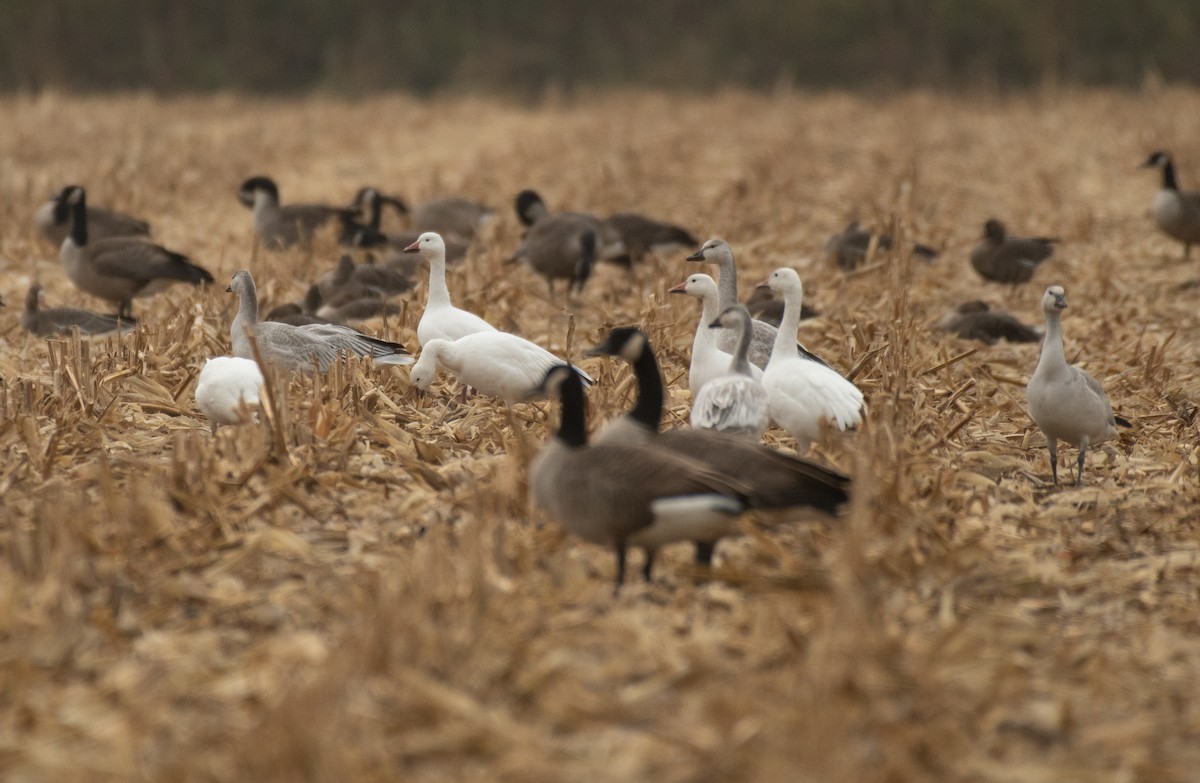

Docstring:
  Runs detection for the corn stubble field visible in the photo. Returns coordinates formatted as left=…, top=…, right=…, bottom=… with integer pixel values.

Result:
left=0, top=89, right=1198, bottom=781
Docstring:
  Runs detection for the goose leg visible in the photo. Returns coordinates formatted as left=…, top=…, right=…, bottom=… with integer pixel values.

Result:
left=641, top=548, right=656, bottom=583
left=1047, top=436, right=1059, bottom=485
left=1075, top=435, right=1090, bottom=486
left=613, top=543, right=628, bottom=594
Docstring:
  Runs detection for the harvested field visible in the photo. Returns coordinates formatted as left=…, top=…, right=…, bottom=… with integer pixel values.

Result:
left=0, top=89, right=1199, bottom=782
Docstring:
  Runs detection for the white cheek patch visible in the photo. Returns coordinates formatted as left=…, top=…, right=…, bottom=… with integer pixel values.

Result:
left=619, top=332, right=647, bottom=363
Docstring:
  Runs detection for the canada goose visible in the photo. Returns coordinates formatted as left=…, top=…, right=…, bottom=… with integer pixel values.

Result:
left=317, top=255, right=413, bottom=301
left=586, top=326, right=851, bottom=513
left=668, top=273, right=763, bottom=394
left=195, top=357, right=264, bottom=434
left=507, top=223, right=598, bottom=297
left=824, top=221, right=939, bottom=271
left=57, top=185, right=213, bottom=319
left=513, top=189, right=628, bottom=264
left=935, top=301, right=1041, bottom=345
left=742, top=286, right=818, bottom=329
left=344, top=188, right=470, bottom=263
left=411, top=196, right=493, bottom=240
left=759, top=268, right=864, bottom=449
left=686, top=238, right=833, bottom=370
left=969, top=219, right=1056, bottom=285
left=227, top=270, right=414, bottom=373
left=530, top=364, right=749, bottom=591
left=313, top=291, right=403, bottom=324
left=602, top=212, right=697, bottom=266
left=691, top=306, right=770, bottom=438
left=21, top=284, right=137, bottom=337
left=35, top=190, right=150, bottom=246
left=411, top=334, right=591, bottom=404
left=237, top=176, right=355, bottom=250
left=1026, top=286, right=1130, bottom=485
left=403, top=232, right=497, bottom=346
left=1141, top=151, right=1200, bottom=259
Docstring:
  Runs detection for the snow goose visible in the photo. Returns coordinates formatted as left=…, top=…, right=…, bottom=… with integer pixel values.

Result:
left=586, top=327, right=850, bottom=515
left=935, top=301, right=1041, bottom=345
left=969, top=219, right=1056, bottom=285
left=690, top=306, right=769, bottom=438
left=237, top=176, right=355, bottom=250
left=668, top=273, right=762, bottom=394
left=759, top=268, right=864, bottom=449
left=227, top=270, right=414, bottom=373
left=411, top=334, right=590, bottom=404
left=195, top=357, right=264, bottom=434
left=21, top=284, right=136, bottom=337
left=1142, top=151, right=1200, bottom=259
left=686, top=238, right=832, bottom=370
left=57, top=186, right=213, bottom=319
left=35, top=189, right=149, bottom=247
left=403, top=232, right=497, bottom=346
left=530, top=364, right=749, bottom=591
left=1026, top=286, right=1129, bottom=485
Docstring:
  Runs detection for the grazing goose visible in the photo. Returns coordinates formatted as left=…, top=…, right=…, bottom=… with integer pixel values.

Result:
left=969, top=219, right=1056, bottom=285
left=668, top=273, right=763, bottom=394
left=403, top=232, right=497, bottom=346
left=760, top=268, right=864, bottom=449
left=227, top=270, right=414, bottom=373
left=1026, top=286, right=1129, bottom=485
left=35, top=190, right=149, bottom=246
left=687, top=239, right=832, bottom=371
left=508, top=222, right=598, bottom=297
left=57, top=185, right=213, bottom=319
left=824, top=221, right=939, bottom=271
left=602, top=212, right=697, bottom=266
left=935, top=301, right=1041, bottom=345
left=586, top=327, right=850, bottom=514
left=690, top=306, right=770, bottom=438
left=514, top=189, right=627, bottom=264
left=411, top=334, right=590, bottom=404
left=237, top=176, right=355, bottom=250
left=1141, top=151, right=1200, bottom=259
left=21, top=284, right=137, bottom=337
left=530, top=364, right=749, bottom=591
left=345, top=188, right=470, bottom=264
left=195, top=357, right=264, bottom=434
left=411, top=196, right=494, bottom=240
left=743, top=285, right=818, bottom=329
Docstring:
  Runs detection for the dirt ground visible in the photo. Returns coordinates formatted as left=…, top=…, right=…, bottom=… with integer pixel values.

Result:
left=0, top=88, right=1198, bottom=782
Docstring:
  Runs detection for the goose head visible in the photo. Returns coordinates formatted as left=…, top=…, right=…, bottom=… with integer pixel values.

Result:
left=514, top=189, right=547, bottom=227
left=667, top=273, right=718, bottom=301
left=1041, top=285, right=1067, bottom=313
left=237, top=176, right=280, bottom=209
left=982, top=219, right=1007, bottom=241
left=686, top=238, right=733, bottom=264
left=403, top=231, right=445, bottom=257
left=759, top=267, right=802, bottom=297
left=586, top=326, right=648, bottom=364
left=537, top=363, right=582, bottom=398
left=409, top=340, right=445, bottom=393
left=226, top=269, right=256, bottom=299
left=25, top=284, right=43, bottom=314
left=1142, top=151, right=1172, bottom=169
left=709, top=304, right=752, bottom=331
left=52, top=185, right=85, bottom=222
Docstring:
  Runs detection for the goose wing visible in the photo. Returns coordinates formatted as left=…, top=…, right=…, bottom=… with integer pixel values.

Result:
left=691, top=376, right=769, bottom=434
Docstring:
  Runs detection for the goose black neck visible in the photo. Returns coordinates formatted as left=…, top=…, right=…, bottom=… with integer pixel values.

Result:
left=554, top=370, right=588, bottom=448
left=366, top=194, right=383, bottom=231
left=1161, top=160, right=1179, bottom=191
left=69, top=193, right=87, bottom=246
left=626, top=343, right=664, bottom=432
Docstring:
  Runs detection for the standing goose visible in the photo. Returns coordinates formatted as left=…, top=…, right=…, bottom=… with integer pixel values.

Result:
left=1026, top=286, right=1129, bottom=485
left=403, top=232, right=497, bottom=346
left=690, top=306, right=770, bottom=438
left=1141, top=151, right=1200, bottom=259
left=686, top=238, right=832, bottom=370
left=35, top=189, right=149, bottom=246
left=760, top=268, right=864, bottom=449
left=602, top=212, right=696, bottom=266
left=57, top=185, right=213, bottom=319
left=507, top=222, right=598, bottom=297
left=514, top=189, right=627, bottom=264
left=227, top=270, right=414, bottom=373
left=668, top=273, right=762, bottom=394
left=530, top=364, right=750, bottom=591
left=586, top=327, right=851, bottom=513
left=237, top=176, right=356, bottom=250
left=411, top=334, right=591, bottom=404
left=935, top=301, right=1041, bottom=345
left=195, top=356, right=264, bottom=434
left=21, top=284, right=137, bottom=337
left=969, top=219, right=1056, bottom=285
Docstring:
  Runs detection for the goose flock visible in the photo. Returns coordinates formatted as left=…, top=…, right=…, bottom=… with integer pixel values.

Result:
left=17, top=146, right=1182, bottom=591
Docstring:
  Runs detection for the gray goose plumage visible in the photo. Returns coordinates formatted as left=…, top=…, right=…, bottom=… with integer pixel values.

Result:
left=935, top=301, right=1041, bottom=345
left=530, top=364, right=749, bottom=592
left=35, top=190, right=149, bottom=246
left=227, top=270, right=413, bottom=373
left=824, top=221, right=938, bottom=271
left=237, top=176, right=355, bottom=250
left=969, top=219, right=1056, bottom=285
left=690, top=306, right=770, bottom=438
left=21, top=284, right=136, bottom=337
left=342, top=188, right=470, bottom=265
left=602, top=212, right=696, bottom=266
left=411, top=196, right=493, bottom=240
left=1026, top=286, right=1130, bottom=485
left=514, top=189, right=627, bottom=265
left=1142, top=151, right=1200, bottom=259
left=508, top=221, right=598, bottom=297
left=57, top=186, right=212, bottom=319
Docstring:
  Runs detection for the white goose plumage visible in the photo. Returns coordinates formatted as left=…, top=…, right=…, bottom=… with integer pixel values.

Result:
left=195, top=356, right=265, bottom=433
left=690, top=306, right=769, bottom=438
left=669, top=273, right=762, bottom=394
left=404, top=231, right=497, bottom=346
left=760, top=268, right=863, bottom=449
left=411, top=333, right=591, bottom=404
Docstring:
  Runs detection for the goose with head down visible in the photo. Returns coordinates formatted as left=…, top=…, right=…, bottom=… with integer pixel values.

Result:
left=410, top=333, right=591, bottom=404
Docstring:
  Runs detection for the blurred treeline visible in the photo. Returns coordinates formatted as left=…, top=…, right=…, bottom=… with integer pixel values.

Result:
left=2, top=0, right=1197, bottom=95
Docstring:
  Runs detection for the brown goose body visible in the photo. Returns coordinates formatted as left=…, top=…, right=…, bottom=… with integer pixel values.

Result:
left=969, top=219, right=1056, bottom=285
left=21, top=284, right=136, bottom=337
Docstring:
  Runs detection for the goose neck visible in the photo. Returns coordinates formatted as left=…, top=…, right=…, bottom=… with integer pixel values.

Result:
left=730, top=318, right=754, bottom=376
left=425, top=253, right=452, bottom=307
left=626, top=345, right=664, bottom=432
left=236, top=284, right=260, bottom=326
left=1161, top=160, right=1179, bottom=191
left=715, top=258, right=738, bottom=310
left=773, top=287, right=803, bottom=358
left=1037, top=310, right=1067, bottom=375
left=69, top=194, right=88, bottom=246
left=554, top=374, right=588, bottom=447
